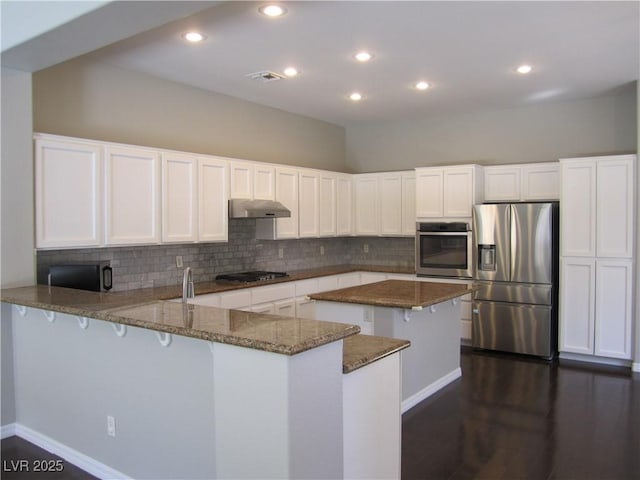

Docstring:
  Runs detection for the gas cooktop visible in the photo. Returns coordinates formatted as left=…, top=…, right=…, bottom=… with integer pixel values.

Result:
left=215, top=271, right=289, bottom=283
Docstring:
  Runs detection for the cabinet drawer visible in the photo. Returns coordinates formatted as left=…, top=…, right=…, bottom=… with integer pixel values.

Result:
left=189, top=293, right=221, bottom=307
left=219, top=290, right=252, bottom=309
left=251, top=283, right=296, bottom=304
left=295, top=278, right=320, bottom=296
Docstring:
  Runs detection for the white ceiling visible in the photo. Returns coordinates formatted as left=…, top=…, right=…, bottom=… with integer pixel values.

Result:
left=9, top=1, right=640, bottom=127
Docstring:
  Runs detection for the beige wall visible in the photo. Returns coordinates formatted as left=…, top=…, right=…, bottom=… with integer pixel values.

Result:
left=33, top=57, right=346, bottom=172
left=345, top=83, right=637, bottom=173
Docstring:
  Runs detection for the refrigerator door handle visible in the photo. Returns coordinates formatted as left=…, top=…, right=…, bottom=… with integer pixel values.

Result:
left=510, top=205, right=516, bottom=281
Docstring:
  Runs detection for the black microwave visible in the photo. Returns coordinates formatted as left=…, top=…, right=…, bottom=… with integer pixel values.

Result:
left=45, top=263, right=113, bottom=292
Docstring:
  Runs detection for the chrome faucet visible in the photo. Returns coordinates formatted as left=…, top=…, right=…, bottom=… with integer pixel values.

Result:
left=182, top=267, right=194, bottom=303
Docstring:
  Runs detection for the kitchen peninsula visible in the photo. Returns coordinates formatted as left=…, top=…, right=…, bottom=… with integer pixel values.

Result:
left=311, top=279, right=475, bottom=412
left=1, top=284, right=409, bottom=479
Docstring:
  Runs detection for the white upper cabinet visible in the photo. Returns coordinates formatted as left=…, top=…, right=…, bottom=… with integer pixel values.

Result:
left=319, top=172, right=337, bottom=237
left=229, top=161, right=275, bottom=200
left=253, top=164, right=275, bottom=200
left=198, top=157, right=228, bottom=243
left=379, top=173, right=403, bottom=235
left=484, top=163, right=560, bottom=202
left=35, top=136, right=103, bottom=248
left=354, top=174, right=379, bottom=235
left=521, top=163, right=560, bottom=200
left=596, top=157, right=635, bottom=258
left=415, top=168, right=443, bottom=217
left=299, top=170, right=320, bottom=238
left=336, top=174, right=353, bottom=236
left=162, top=153, right=197, bottom=243
left=104, top=145, right=161, bottom=245
left=561, top=155, right=635, bottom=258
left=416, top=165, right=482, bottom=219
left=275, top=168, right=299, bottom=238
left=402, top=173, right=416, bottom=235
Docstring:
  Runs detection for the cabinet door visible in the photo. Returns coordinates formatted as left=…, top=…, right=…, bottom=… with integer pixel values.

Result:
left=253, top=165, right=275, bottom=200
left=415, top=168, right=443, bottom=218
left=560, top=159, right=596, bottom=257
left=295, top=297, right=316, bottom=319
left=299, top=170, right=320, bottom=237
left=274, top=168, right=299, bottom=238
left=443, top=167, right=474, bottom=217
left=336, top=174, right=353, bottom=236
left=319, top=172, right=337, bottom=237
left=521, top=163, right=560, bottom=201
left=559, top=258, right=595, bottom=355
left=379, top=173, right=403, bottom=235
left=162, top=153, right=197, bottom=243
left=594, top=260, right=633, bottom=359
left=354, top=175, right=379, bottom=234
left=402, top=173, right=416, bottom=235
left=229, top=162, right=252, bottom=199
left=198, top=157, right=228, bottom=242
left=275, top=299, right=296, bottom=317
left=484, top=166, right=521, bottom=201
left=35, top=138, right=102, bottom=248
left=105, top=146, right=160, bottom=245
left=596, top=156, right=635, bottom=258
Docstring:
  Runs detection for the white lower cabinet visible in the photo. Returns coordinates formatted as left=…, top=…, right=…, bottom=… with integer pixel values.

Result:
left=559, top=258, right=633, bottom=360
left=295, top=297, right=316, bottom=319
left=274, top=299, right=296, bottom=317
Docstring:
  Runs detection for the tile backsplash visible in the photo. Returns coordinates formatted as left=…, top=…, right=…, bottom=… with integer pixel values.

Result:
left=37, top=219, right=415, bottom=291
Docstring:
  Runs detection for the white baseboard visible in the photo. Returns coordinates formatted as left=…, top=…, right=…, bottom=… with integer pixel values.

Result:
left=1, top=423, right=17, bottom=439
left=7, top=423, right=130, bottom=480
left=559, top=352, right=633, bottom=369
left=401, top=367, right=462, bottom=414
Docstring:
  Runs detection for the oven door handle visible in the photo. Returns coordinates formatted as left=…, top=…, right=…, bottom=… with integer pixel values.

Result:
left=417, top=231, right=471, bottom=236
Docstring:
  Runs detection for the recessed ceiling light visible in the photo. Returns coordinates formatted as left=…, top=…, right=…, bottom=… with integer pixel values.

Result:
left=259, top=4, right=287, bottom=17
left=354, top=51, right=373, bottom=62
left=349, top=92, right=363, bottom=101
left=415, top=81, right=430, bottom=90
left=182, top=31, right=206, bottom=43
left=516, top=64, right=533, bottom=74
left=283, top=67, right=299, bottom=77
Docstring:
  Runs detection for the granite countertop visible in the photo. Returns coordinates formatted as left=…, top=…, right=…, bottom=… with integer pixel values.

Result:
left=309, top=279, right=474, bottom=310
left=0, top=285, right=359, bottom=356
left=342, top=334, right=410, bottom=374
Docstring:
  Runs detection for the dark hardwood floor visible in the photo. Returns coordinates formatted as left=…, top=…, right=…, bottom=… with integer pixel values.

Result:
left=2, top=348, right=638, bottom=479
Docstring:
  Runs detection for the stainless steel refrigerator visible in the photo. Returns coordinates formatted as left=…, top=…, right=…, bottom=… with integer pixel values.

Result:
left=472, top=202, right=559, bottom=359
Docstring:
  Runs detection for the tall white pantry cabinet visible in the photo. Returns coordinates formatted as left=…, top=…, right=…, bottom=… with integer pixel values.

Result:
left=559, top=154, right=636, bottom=361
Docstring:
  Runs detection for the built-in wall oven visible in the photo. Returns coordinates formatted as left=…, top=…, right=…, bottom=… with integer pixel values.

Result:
left=416, top=222, right=473, bottom=278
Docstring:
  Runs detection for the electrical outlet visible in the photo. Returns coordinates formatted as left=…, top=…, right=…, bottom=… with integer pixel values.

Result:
left=107, top=416, right=116, bottom=437
left=176, top=256, right=183, bottom=268
left=278, top=248, right=284, bottom=259
left=320, top=246, right=325, bottom=256
left=363, top=244, right=369, bottom=253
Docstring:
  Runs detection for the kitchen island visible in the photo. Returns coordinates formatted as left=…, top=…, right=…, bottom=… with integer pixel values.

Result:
left=1, top=285, right=409, bottom=479
left=311, top=279, right=474, bottom=412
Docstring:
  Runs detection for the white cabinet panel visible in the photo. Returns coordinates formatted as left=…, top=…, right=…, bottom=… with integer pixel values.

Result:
left=360, top=272, right=387, bottom=284
left=415, top=168, right=443, bottom=217
left=294, top=278, right=320, bottom=297
left=317, top=276, right=339, bottom=292
left=484, top=166, right=521, bottom=201
left=251, top=283, right=296, bottom=304
left=521, top=163, right=560, bottom=200
left=337, top=272, right=361, bottom=288
left=219, top=290, right=252, bottom=309
left=336, top=174, right=353, bottom=236
left=443, top=166, right=474, bottom=217
left=229, top=162, right=253, bottom=199
left=379, top=173, right=403, bottom=235
left=295, top=297, right=316, bottom=319
left=275, top=299, right=296, bottom=317
left=319, top=173, right=337, bottom=237
left=559, top=258, right=596, bottom=355
left=35, top=137, right=102, bottom=248
left=104, top=146, right=160, bottom=245
left=251, top=303, right=276, bottom=314
left=188, top=293, right=221, bottom=307
left=596, top=157, right=635, bottom=258
left=274, top=167, right=299, bottom=238
left=162, top=153, right=197, bottom=243
left=402, top=173, right=416, bottom=235
left=299, top=170, right=320, bottom=238
left=198, top=157, right=228, bottom=242
left=560, top=159, right=596, bottom=257
left=594, top=260, right=633, bottom=359
left=253, top=165, right=275, bottom=200
left=354, top=175, right=379, bottom=234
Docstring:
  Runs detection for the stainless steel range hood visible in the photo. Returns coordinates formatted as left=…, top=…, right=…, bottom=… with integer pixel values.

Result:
left=229, top=199, right=291, bottom=218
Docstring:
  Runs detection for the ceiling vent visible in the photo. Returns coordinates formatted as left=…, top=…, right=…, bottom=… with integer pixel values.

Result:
left=246, top=71, right=285, bottom=83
